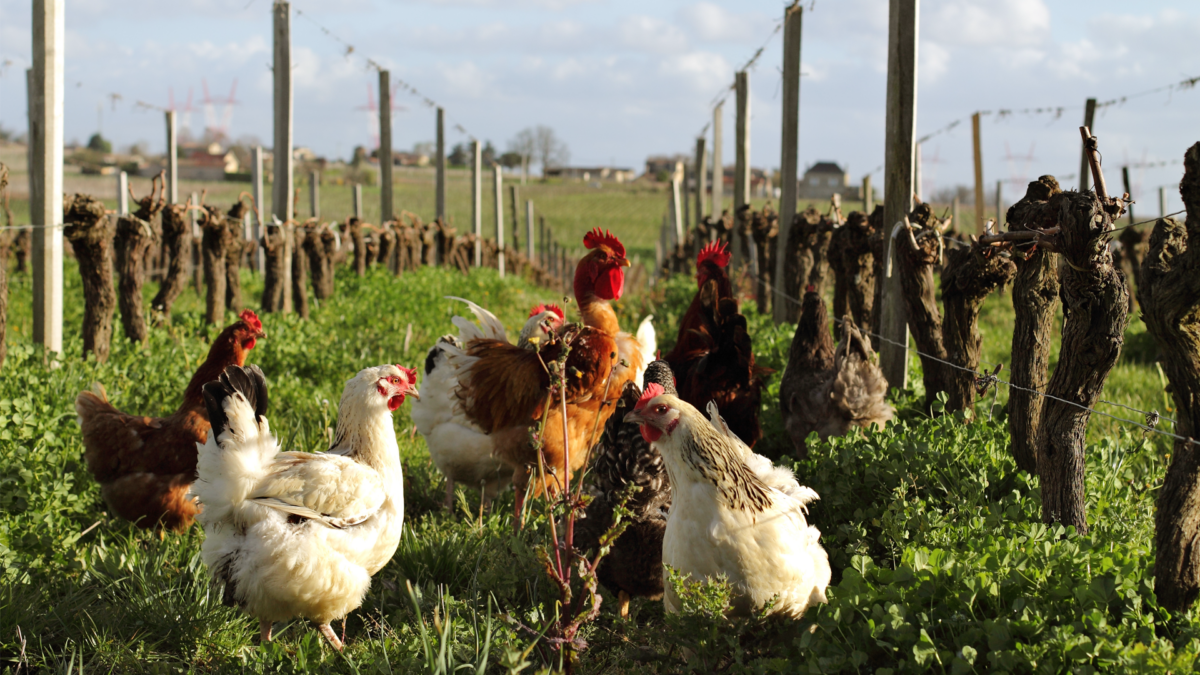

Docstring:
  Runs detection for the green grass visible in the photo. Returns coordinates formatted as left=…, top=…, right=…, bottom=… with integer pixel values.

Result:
left=0, top=233, right=1189, bottom=673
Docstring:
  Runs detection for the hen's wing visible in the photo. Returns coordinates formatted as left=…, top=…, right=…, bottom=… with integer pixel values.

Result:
left=449, top=338, right=554, bottom=433
left=250, top=452, right=386, bottom=529
left=76, top=384, right=204, bottom=481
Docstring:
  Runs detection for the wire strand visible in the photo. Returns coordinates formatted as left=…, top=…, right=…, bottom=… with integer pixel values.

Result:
left=754, top=273, right=1195, bottom=446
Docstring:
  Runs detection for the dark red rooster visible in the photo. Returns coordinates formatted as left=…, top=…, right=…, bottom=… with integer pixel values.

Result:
left=76, top=310, right=266, bottom=531
left=664, top=240, right=767, bottom=447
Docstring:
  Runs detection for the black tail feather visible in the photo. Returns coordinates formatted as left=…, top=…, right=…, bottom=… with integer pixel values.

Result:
left=202, top=364, right=269, bottom=442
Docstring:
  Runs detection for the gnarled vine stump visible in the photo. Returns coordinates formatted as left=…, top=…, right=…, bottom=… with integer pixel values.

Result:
left=151, top=199, right=194, bottom=320
left=261, top=223, right=288, bottom=312
left=1006, top=176, right=1063, bottom=473
left=347, top=218, right=366, bottom=276
left=291, top=227, right=310, bottom=319
left=200, top=205, right=235, bottom=324
left=894, top=203, right=951, bottom=408
left=1148, top=142, right=1200, bottom=611
left=1036, top=190, right=1129, bottom=534
left=830, top=210, right=876, bottom=337
left=941, top=242, right=1016, bottom=411
left=114, top=178, right=165, bottom=343
left=64, top=194, right=116, bottom=361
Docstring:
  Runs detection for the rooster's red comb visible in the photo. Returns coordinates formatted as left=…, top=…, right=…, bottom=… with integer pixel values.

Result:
left=634, top=382, right=666, bottom=412
left=529, top=303, right=565, bottom=321
left=583, top=228, right=625, bottom=257
left=395, top=365, right=418, bottom=384
left=805, top=284, right=816, bottom=294
left=697, top=240, right=730, bottom=268
left=239, top=309, right=262, bottom=332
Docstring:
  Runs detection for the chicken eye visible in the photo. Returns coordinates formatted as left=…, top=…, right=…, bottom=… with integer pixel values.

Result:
left=655, top=405, right=668, bottom=414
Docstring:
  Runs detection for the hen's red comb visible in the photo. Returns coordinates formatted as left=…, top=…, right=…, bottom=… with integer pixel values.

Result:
left=697, top=240, right=730, bottom=268
left=805, top=284, right=816, bottom=294
left=239, top=309, right=262, bottom=332
left=529, top=303, right=565, bottom=321
left=583, top=228, right=625, bottom=257
left=395, top=365, right=418, bottom=384
left=634, top=382, right=666, bottom=412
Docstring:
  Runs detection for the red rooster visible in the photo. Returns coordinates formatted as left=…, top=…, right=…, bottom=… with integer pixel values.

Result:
left=664, top=240, right=767, bottom=447
left=449, top=229, right=646, bottom=518
left=75, top=310, right=266, bottom=531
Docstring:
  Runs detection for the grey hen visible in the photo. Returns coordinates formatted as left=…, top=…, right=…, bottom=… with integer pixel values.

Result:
left=575, top=360, right=676, bottom=618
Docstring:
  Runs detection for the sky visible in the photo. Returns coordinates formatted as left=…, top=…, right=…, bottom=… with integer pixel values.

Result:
left=1, top=0, right=1198, bottom=212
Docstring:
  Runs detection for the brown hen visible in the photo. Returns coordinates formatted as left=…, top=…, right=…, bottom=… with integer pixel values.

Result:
left=75, top=310, right=266, bottom=531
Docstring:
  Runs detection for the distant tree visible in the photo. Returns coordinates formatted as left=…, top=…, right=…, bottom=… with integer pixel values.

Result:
left=413, top=141, right=435, bottom=157
left=87, top=132, right=112, bottom=154
left=508, top=126, right=570, bottom=177
left=498, top=151, right=523, bottom=169
left=351, top=145, right=369, bottom=167
left=482, top=141, right=496, bottom=166
left=448, top=143, right=469, bottom=166
left=0, top=124, right=15, bottom=142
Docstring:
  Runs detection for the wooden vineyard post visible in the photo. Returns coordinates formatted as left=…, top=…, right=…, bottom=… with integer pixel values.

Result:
left=712, top=101, right=724, bottom=236
left=379, top=70, right=394, bottom=223
left=309, top=171, right=320, bottom=218
left=863, top=175, right=874, bottom=213
left=509, top=185, right=521, bottom=254
left=525, top=198, right=534, bottom=260
left=774, top=0, right=803, bottom=325
left=1148, top=142, right=1200, bottom=611
left=353, top=183, right=363, bottom=220
left=734, top=71, right=753, bottom=273
left=472, top=139, right=482, bottom=267
left=436, top=107, right=446, bottom=223
left=879, top=0, right=919, bottom=390
left=494, top=163, right=505, bottom=277
left=972, top=111, right=984, bottom=235
left=1036, top=129, right=1129, bottom=534
left=1161, top=186, right=1168, bottom=217
left=694, top=136, right=707, bottom=229
left=166, top=111, right=178, bottom=204
left=914, top=142, right=922, bottom=200
left=1078, top=98, right=1097, bottom=192
left=671, top=163, right=685, bottom=248
left=31, top=0, right=64, bottom=356
left=995, top=180, right=1002, bottom=227
left=252, top=146, right=265, bottom=273
left=538, top=214, right=546, bottom=269
left=273, top=0, right=294, bottom=313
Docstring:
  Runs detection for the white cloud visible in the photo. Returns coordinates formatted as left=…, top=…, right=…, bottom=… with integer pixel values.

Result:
left=617, top=15, right=689, bottom=54
left=924, top=0, right=1050, bottom=48
left=678, top=2, right=769, bottom=43
left=657, top=51, right=732, bottom=94
left=435, top=61, right=492, bottom=97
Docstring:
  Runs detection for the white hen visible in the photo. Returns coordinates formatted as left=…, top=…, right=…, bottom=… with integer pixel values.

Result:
left=192, top=363, right=418, bottom=651
left=624, top=385, right=830, bottom=619
left=412, top=299, right=566, bottom=508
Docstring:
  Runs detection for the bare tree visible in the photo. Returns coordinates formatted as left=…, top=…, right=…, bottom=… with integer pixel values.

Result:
left=509, top=125, right=570, bottom=179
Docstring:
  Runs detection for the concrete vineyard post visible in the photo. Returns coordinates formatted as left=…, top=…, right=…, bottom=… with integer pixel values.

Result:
left=252, top=146, right=265, bottom=273
left=774, top=1, right=803, bottom=325
left=671, top=163, right=684, bottom=246
left=31, top=0, right=65, bottom=355
left=353, top=183, right=363, bottom=220
left=117, top=171, right=128, bottom=215
left=1160, top=186, right=1167, bottom=218
left=995, top=180, right=1003, bottom=228
left=880, top=0, right=920, bottom=390
left=864, top=175, right=873, bottom=213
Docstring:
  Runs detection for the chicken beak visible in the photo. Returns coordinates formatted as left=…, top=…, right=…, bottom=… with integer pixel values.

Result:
left=623, top=410, right=644, bottom=425
left=407, top=388, right=421, bottom=401
left=618, top=257, right=631, bottom=267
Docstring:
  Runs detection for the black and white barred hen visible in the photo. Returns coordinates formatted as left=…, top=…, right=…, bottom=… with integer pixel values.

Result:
left=574, top=359, right=676, bottom=618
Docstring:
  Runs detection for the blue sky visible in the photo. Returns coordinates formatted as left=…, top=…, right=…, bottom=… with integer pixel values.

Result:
left=1, top=0, right=1197, bottom=211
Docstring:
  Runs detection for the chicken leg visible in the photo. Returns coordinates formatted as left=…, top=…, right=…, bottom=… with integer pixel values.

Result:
left=260, top=619, right=273, bottom=643
left=319, top=623, right=344, bottom=651
left=443, top=479, right=456, bottom=510
left=618, top=590, right=631, bottom=619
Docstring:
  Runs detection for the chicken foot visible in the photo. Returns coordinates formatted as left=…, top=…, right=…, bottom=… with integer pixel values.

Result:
left=260, top=619, right=273, bottom=643
left=618, top=590, right=631, bottom=619
left=318, top=623, right=344, bottom=651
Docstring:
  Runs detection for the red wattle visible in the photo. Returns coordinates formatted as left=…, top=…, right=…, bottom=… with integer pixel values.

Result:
left=242, top=337, right=257, bottom=350
left=388, top=394, right=405, bottom=411
left=639, top=425, right=662, bottom=444
left=594, top=267, right=625, bottom=300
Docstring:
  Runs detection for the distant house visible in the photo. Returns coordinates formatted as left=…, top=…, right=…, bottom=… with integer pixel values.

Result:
left=144, top=141, right=241, bottom=181
left=644, top=154, right=691, bottom=179
left=796, top=161, right=863, bottom=200
left=393, top=152, right=430, bottom=167
left=546, top=166, right=635, bottom=183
